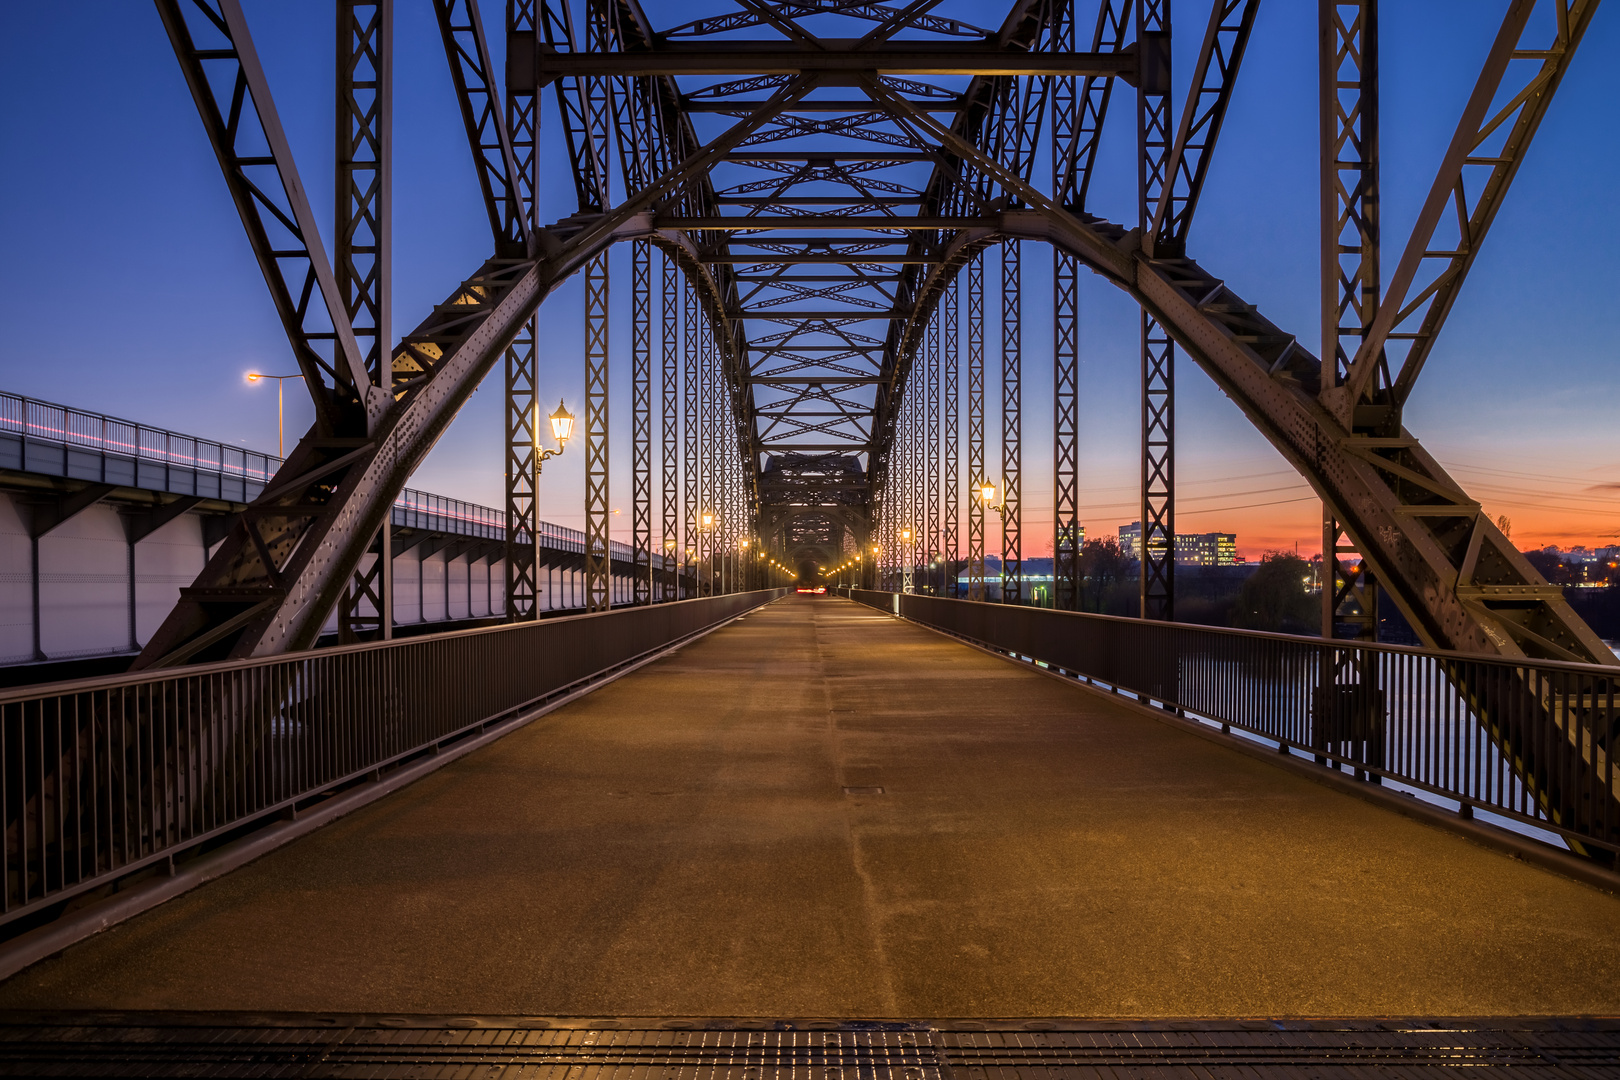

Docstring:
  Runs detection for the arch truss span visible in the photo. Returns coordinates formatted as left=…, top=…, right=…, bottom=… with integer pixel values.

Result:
left=143, top=0, right=1615, bottom=850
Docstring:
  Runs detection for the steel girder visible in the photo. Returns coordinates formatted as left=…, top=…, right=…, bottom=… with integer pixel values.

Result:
left=504, top=0, right=543, bottom=623
left=1333, top=0, right=1600, bottom=428
left=632, top=239, right=653, bottom=604
left=335, top=0, right=395, bottom=643
left=147, top=0, right=1617, bottom=846
left=154, top=0, right=377, bottom=439
left=941, top=280, right=960, bottom=600
left=142, top=0, right=791, bottom=663
left=1053, top=248, right=1081, bottom=611
left=1000, top=242, right=1023, bottom=604
left=966, top=254, right=986, bottom=603
left=660, top=248, right=680, bottom=601
left=1136, top=0, right=1174, bottom=622
left=1319, top=0, right=1380, bottom=640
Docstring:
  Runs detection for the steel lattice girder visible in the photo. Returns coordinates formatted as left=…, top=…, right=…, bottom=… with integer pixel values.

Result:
left=145, top=0, right=1618, bottom=845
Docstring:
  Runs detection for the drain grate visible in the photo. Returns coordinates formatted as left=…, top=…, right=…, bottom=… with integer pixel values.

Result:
left=0, top=1015, right=1616, bottom=1078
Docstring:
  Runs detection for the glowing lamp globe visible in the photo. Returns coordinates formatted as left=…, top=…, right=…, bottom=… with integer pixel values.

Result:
left=547, top=400, right=576, bottom=445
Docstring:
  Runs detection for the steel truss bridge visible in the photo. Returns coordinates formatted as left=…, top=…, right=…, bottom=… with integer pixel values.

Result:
left=87, top=0, right=1612, bottom=862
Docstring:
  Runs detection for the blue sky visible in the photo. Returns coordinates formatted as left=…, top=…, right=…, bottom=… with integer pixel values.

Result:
left=2, top=1, right=1616, bottom=554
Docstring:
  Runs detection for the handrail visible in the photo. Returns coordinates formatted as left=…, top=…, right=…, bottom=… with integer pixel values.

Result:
left=0, top=388, right=279, bottom=481
left=2, top=389, right=657, bottom=561
left=0, top=590, right=789, bottom=930
left=851, top=590, right=1620, bottom=860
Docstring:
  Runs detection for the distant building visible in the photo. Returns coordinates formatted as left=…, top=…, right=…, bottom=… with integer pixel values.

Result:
left=1118, top=521, right=1238, bottom=566
left=1119, top=521, right=1141, bottom=560
left=1176, top=532, right=1239, bottom=567
left=1058, top=523, right=1087, bottom=550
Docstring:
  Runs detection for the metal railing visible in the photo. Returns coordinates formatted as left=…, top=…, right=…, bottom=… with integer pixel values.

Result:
left=2, top=389, right=658, bottom=561
left=852, top=590, right=1620, bottom=860
left=0, top=590, right=786, bottom=928
left=1, top=389, right=280, bottom=484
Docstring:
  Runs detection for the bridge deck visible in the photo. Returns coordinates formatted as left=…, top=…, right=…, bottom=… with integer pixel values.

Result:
left=2, top=596, right=1617, bottom=1017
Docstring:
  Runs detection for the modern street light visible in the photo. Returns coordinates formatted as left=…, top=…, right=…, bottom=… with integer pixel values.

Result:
left=245, top=371, right=304, bottom=457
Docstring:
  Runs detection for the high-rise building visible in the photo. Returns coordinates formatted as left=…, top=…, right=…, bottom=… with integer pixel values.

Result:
left=1118, top=522, right=1141, bottom=560
left=1117, top=522, right=1238, bottom=566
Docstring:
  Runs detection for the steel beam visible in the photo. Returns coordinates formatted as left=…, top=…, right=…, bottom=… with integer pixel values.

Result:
left=584, top=250, right=611, bottom=612
left=1319, top=0, right=1379, bottom=405
left=1319, top=0, right=1378, bottom=640
left=502, top=0, right=541, bottom=625
left=925, top=315, right=941, bottom=594
left=1138, top=0, right=1175, bottom=622
left=661, top=248, right=680, bottom=601
left=155, top=0, right=372, bottom=433
left=531, top=45, right=1136, bottom=80
left=1000, top=241, right=1022, bottom=605
left=1148, top=0, right=1261, bottom=254
left=966, top=253, right=986, bottom=603
left=942, top=278, right=959, bottom=600
left=336, top=0, right=394, bottom=643
left=433, top=0, right=528, bottom=253
left=1053, top=249, right=1080, bottom=612
left=684, top=278, right=700, bottom=596
left=632, top=240, right=653, bottom=604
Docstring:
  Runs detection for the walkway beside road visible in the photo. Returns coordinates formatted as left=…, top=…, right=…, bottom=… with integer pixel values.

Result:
left=2, top=596, right=1617, bottom=1017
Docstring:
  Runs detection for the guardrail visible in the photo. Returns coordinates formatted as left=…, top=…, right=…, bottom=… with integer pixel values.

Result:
left=851, top=590, right=1620, bottom=861
left=0, top=590, right=787, bottom=929
left=2, top=389, right=654, bottom=561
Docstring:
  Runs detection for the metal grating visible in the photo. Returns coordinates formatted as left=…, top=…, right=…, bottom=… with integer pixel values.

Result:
left=0, top=1016, right=1614, bottom=1078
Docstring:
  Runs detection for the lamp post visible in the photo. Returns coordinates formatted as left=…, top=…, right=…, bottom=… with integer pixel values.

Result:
left=978, top=482, right=1008, bottom=601
left=739, top=537, right=750, bottom=592
left=978, top=481, right=1007, bottom=519
left=537, top=399, right=576, bottom=467
left=245, top=372, right=304, bottom=457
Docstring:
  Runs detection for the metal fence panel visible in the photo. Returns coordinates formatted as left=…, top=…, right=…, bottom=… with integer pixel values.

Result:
left=850, top=589, right=1620, bottom=859
left=0, top=590, right=787, bottom=926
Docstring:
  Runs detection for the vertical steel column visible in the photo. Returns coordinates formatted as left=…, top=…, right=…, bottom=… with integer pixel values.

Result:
left=902, top=389, right=915, bottom=595
left=1320, top=0, right=1380, bottom=402
left=1053, top=250, right=1080, bottom=612
left=1139, top=0, right=1175, bottom=621
left=699, top=316, right=716, bottom=596
left=942, top=279, right=960, bottom=599
left=661, top=250, right=679, bottom=602
left=336, top=0, right=393, bottom=642
left=925, top=316, right=941, bottom=594
left=683, top=281, right=699, bottom=598
left=631, top=239, right=652, bottom=604
left=1049, top=0, right=1080, bottom=613
left=503, top=325, right=540, bottom=621
left=1321, top=0, right=1379, bottom=640
left=1000, top=242, right=1023, bottom=605
left=501, top=0, right=541, bottom=624
left=581, top=0, right=611, bottom=612
left=966, top=253, right=986, bottom=602
left=583, top=252, right=611, bottom=612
